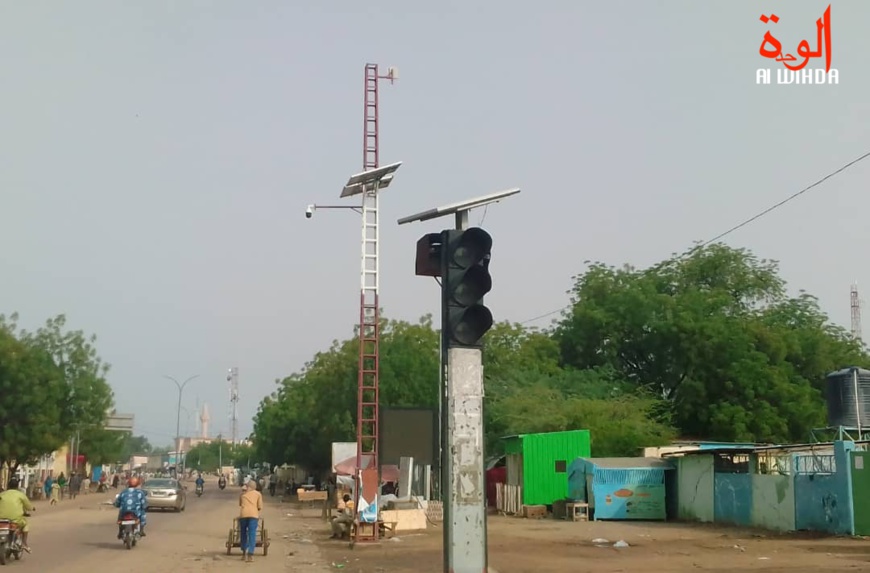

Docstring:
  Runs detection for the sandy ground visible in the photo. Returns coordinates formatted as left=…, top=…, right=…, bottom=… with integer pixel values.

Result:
left=316, top=512, right=870, bottom=573
left=15, top=476, right=331, bottom=572
left=28, top=483, right=870, bottom=572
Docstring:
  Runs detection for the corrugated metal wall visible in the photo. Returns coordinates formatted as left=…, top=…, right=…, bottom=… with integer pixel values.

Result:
left=520, top=430, right=591, bottom=506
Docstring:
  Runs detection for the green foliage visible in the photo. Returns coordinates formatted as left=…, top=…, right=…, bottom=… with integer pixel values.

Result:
left=253, top=316, right=440, bottom=473
left=555, top=243, right=869, bottom=443
left=121, top=435, right=153, bottom=458
left=78, top=428, right=127, bottom=466
left=0, top=313, right=117, bottom=469
left=488, top=382, right=676, bottom=457
left=0, top=323, right=67, bottom=468
left=253, top=243, right=866, bottom=471
left=185, top=440, right=255, bottom=472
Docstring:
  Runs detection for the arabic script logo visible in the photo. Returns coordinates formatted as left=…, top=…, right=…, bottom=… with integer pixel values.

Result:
left=756, top=4, right=838, bottom=85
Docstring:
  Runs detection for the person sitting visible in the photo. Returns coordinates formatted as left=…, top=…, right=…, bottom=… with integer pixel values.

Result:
left=195, top=474, right=205, bottom=489
left=113, top=477, right=148, bottom=538
left=330, top=494, right=355, bottom=539
left=0, top=478, right=34, bottom=553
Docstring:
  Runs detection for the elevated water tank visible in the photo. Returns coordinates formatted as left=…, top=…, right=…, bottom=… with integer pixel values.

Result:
left=825, top=367, right=870, bottom=428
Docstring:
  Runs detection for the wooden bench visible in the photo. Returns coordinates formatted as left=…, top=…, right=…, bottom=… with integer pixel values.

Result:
left=296, top=490, right=329, bottom=517
left=350, top=519, right=398, bottom=540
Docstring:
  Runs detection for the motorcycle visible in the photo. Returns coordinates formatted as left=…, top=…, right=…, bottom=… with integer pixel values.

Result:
left=218, top=479, right=226, bottom=491
left=195, top=484, right=203, bottom=497
left=117, top=512, right=141, bottom=550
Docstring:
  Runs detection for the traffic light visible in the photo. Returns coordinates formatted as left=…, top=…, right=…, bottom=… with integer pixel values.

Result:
left=441, top=227, right=493, bottom=347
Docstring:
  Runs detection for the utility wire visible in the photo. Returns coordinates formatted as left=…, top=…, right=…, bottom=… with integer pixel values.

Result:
left=520, top=149, right=870, bottom=326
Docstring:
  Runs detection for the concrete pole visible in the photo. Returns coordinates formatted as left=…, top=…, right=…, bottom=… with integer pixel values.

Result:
left=443, top=347, right=487, bottom=572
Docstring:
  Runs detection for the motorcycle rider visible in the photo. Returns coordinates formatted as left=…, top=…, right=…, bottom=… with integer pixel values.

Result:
left=218, top=474, right=227, bottom=489
left=0, top=478, right=34, bottom=553
left=195, top=474, right=205, bottom=492
left=113, top=476, right=147, bottom=538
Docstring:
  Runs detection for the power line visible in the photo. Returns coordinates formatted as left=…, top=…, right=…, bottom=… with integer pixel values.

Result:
left=520, top=149, right=870, bottom=326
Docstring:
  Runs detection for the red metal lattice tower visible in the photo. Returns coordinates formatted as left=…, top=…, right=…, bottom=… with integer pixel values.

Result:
left=354, top=63, right=395, bottom=543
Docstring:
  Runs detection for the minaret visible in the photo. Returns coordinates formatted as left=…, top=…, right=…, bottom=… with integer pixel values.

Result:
left=200, top=403, right=210, bottom=439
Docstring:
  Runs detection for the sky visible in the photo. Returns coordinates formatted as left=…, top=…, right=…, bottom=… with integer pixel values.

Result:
left=2, top=1, right=869, bottom=447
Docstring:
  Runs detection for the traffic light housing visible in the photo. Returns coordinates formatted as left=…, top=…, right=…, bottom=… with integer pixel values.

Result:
left=415, top=233, right=443, bottom=277
left=441, top=227, right=493, bottom=348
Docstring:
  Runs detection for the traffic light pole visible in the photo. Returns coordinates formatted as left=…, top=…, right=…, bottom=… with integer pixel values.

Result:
left=441, top=208, right=487, bottom=573
left=399, top=187, right=520, bottom=573
left=443, top=344, right=487, bottom=572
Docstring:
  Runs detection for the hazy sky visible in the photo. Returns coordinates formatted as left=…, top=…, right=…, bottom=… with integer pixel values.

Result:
left=2, top=1, right=868, bottom=447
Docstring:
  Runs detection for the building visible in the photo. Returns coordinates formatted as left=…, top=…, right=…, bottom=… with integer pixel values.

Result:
left=501, top=430, right=592, bottom=507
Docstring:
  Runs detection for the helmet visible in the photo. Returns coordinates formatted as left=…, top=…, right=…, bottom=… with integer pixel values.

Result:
left=128, top=477, right=140, bottom=488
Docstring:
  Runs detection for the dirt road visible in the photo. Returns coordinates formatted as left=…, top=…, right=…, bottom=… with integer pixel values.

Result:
left=317, top=514, right=870, bottom=573
left=12, top=477, right=331, bottom=572
left=25, top=485, right=870, bottom=572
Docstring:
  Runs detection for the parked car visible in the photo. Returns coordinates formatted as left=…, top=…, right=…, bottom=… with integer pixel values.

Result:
left=141, top=478, right=187, bottom=512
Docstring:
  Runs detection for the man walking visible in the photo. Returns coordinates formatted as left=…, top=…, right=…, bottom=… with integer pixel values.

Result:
left=238, top=478, right=263, bottom=563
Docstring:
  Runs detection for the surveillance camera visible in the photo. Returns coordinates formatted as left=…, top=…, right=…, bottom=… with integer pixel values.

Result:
left=305, top=205, right=314, bottom=219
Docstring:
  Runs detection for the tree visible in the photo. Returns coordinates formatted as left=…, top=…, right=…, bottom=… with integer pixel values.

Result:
left=253, top=316, right=440, bottom=473
left=0, top=313, right=117, bottom=471
left=78, top=428, right=126, bottom=466
left=489, top=382, right=676, bottom=457
left=0, top=322, right=67, bottom=470
left=21, top=315, right=114, bottom=431
left=554, top=243, right=869, bottom=443
left=121, top=435, right=153, bottom=459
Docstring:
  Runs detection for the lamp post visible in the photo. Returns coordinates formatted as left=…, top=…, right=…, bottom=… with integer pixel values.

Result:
left=164, top=374, right=200, bottom=478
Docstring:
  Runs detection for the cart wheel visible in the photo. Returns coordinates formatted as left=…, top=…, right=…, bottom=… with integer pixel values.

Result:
left=263, top=542, right=269, bottom=557
left=226, top=531, right=233, bottom=555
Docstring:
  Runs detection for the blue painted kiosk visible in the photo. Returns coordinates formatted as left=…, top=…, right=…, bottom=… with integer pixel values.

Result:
left=567, top=457, right=674, bottom=520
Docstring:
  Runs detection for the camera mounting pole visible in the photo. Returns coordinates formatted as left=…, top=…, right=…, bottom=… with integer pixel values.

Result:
left=307, top=204, right=362, bottom=216
left=398, top=187, right=520, bottom=573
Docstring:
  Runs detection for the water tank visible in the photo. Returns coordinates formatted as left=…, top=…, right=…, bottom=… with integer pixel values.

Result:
left=825, top=367, right=870, bottom=428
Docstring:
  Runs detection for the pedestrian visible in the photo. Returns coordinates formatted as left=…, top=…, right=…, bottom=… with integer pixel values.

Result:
left=56, top=473, right=67, bottom=500
left=238, top=478, right=263, bottom=563
left=69, top=473, right=82, bottom=499
left=43, top=476, right=53, bottom=501
left=82, top=474, right=91, bottom=494
left=50, top=481, right=60, bottom=505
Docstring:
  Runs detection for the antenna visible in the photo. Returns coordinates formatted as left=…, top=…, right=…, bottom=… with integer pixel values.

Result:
left=227, top=367, right=239, bottom=446
left=852, top=283, right=863, bottom=341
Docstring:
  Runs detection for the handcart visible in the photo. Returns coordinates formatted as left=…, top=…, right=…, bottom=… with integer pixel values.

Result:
left=225, top=517, right=270, bottom=556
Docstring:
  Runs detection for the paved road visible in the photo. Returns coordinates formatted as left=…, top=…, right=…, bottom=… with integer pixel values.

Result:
left=8, top=478, right=329, bottom=572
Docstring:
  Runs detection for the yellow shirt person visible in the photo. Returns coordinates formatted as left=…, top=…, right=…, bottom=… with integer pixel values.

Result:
left=238, top=479, right=263, bottom=562
left=0, top=481, right=35, bottom=553
left=0, top=488, right=34, bottom=531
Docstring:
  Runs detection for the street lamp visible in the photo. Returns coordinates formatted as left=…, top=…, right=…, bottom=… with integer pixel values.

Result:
left=164, top=374, right=200, bottom=478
